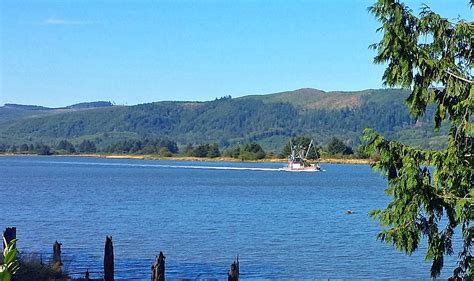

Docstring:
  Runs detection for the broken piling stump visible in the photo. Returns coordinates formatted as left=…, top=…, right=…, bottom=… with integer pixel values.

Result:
left=228, top=256, right=239, bottom=281
left=151, top=251, right=165, bottom=281
left=104, top=235, right=114, bottom=281
left=52, top=240, right=63, bottom=272
left=3, top=227, right=16, bottom=249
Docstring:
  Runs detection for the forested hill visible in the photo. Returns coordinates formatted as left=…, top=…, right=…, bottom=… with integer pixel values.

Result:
left=0, top=88, right=447, bottom=151
left=0, top=101, right=113, bottom=124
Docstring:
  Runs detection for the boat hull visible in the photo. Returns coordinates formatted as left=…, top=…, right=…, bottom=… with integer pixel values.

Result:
left=281, top=167, right=324, bottom=172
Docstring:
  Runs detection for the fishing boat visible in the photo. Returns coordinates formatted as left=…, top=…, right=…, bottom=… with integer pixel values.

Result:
left=283, top=139, right=323, bottom=172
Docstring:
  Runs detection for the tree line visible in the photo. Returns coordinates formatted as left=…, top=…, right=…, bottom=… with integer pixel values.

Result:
left=0, top=136, right=359, bottom=159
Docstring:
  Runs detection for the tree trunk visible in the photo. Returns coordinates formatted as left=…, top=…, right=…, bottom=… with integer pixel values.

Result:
left=104, top=235, right=114, bottom=281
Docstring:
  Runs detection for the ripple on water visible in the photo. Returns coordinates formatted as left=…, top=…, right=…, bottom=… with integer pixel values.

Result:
left=0, top=156, right=462, bottom=279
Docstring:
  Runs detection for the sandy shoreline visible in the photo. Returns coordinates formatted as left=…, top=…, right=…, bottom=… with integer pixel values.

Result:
left=0, top=153, right=372, bottom=165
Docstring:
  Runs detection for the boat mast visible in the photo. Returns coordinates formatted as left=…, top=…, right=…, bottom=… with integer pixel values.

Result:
left=289, top=139, right=295, bottom=161
left=305, top=140, right=314, bottom=160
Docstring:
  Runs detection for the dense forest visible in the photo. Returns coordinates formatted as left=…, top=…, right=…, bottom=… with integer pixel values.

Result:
left=0, top=136, right=360, bottom=161
left=0, top=88, right=448, bottom=153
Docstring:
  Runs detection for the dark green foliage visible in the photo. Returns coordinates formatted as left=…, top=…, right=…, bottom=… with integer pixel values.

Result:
left=56, top=140, right=76, bottom=154
left=190, top=143, right=220, bottom=158
left=207, top=143, right=221, bottom=158
left=34, top=144, right=52, bottom=155
left=0, top=143, right=51, bottom=155
left=355, top=144, right=372, bottom=159
left=77, top=140, right=96, bottom=153
left=242, top=143, right=266, bottom=160
left=192, top=144, right=209, bottom=157
left=66, top=101, right=113, bottom=109
left=223, top=147, right=241, bottom=158
left=366, top=1, right=472, bottom=278
left=7, top=145, right=17, bottom=153
left=18, top=144, right=29, bottom=153
left=222, top=143, right=266, bottom=160
left=231, top=142, right=266, bottom=160
left=326, top=137, right=353, bottom=155
left=105, top=138, right=178, bottom=154
left=183, top=144, right=195, bottom=156
left=0, top=102, right=113, bottom=125
left=3, top=104, right=48, bottom=110
left=0, top=89, right=448, bottom=152
left=158, top=147, right=172, bottom=157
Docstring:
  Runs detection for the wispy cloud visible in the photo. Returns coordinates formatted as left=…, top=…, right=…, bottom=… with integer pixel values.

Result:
left=40, top=16, right=95, bottom=26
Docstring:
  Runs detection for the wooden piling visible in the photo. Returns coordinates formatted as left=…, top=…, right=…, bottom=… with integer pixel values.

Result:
left=52, top=240, right=62, bottom=272
left=228, top=256, right=239, bottom=281
left=3, top=227, right=16, bottom=250
left=104, top=235, right=114, bottom=281
left=151, top=251, right=165, bottom=281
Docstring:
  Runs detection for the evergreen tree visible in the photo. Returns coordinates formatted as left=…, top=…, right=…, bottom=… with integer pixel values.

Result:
left=207, top=143, right=221, bottom=158
left=34, top=143, right=52, bottom=155
left=184, top=144, right=194, bottom=156
left=192, top=144, right=209, bottom=157
left=78, top=140, right=97, bottom=153
left=242, top=142, right=266, bottom=160
left=223, top=146, right=241, bottom=158
left=365, top=1, right=473, bottom=278
left=159, top=147, right=172, bottom=157
left=326, top=137, right=353, bottom=155
left=57, top=140, right=76, bottom=153
left=19, top=143, right=30, bottom=152
left=8, top=145, right=17, bottom=153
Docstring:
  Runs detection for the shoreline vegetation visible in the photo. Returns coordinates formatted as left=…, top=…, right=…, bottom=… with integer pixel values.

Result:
left=0, top=152, right=371, bottom=165
left=0, top=136, right=373, bottom=164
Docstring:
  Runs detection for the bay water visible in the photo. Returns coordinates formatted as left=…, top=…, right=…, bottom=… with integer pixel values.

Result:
left=0, top=156, right=459, bottom=279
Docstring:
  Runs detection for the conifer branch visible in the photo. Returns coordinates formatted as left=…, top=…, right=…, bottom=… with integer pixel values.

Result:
left=446, top=71, right=473, bottom=84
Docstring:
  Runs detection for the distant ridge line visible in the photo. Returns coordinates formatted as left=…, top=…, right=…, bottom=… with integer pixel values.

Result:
left=2, top=88, right=407, bottom=108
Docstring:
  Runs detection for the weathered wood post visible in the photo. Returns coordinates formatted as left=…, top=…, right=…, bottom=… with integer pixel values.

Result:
left=52, top=240, right=62, bottom=272
left=104, top=235, right=114, bottom=281
left=84, top=269, right=90, bottom=281
left=151, top=251, right=165, bottom=281
left=3, top=227, right=16, bottom=249
left=228, top=256, right=239, bottom=281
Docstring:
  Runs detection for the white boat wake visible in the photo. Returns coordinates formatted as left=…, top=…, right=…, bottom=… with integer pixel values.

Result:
left=26, top=160, right=289, bottom=172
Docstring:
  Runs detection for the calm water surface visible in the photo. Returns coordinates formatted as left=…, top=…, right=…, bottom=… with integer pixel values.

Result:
left=0, top=156, right=459, bottom=280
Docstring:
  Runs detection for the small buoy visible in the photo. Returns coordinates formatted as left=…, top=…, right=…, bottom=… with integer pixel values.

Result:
left=346, top=210, right=353, bottom=214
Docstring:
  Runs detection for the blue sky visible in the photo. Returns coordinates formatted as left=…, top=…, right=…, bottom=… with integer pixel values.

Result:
left=0, top=0, right=471, bottom=107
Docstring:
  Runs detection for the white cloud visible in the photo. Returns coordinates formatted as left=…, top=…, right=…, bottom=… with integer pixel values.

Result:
left=40, top=16, right=95, bottom=26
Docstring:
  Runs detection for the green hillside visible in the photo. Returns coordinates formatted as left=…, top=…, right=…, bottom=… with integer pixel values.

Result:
left=241, top=88, right=365, bottom=110
left=0, top=101, right=113, bottom=124
left=0, top=89, right=447, bottom=151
